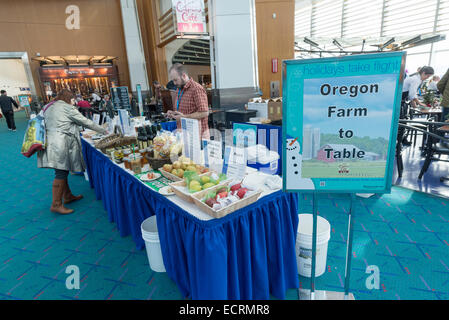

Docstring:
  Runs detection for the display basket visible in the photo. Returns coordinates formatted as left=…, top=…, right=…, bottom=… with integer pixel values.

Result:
left=191, top=184, right=262, bottom=219
left=95, top=134, right=137, bottom=153
left=145, top=150, right=172, bottom=171
left=170, top=173, right=229, bottom=203
left=158, top=167, right=183, bottom=182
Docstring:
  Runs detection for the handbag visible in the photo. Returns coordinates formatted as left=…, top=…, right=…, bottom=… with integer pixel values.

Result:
left=21, top=101, right=55, bottom=157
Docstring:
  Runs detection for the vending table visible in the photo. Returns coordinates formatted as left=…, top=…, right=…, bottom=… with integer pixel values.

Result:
left=81, top=137, right=299, bottom=300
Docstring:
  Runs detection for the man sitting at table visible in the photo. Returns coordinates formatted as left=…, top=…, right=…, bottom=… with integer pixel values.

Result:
left=166, top=63, right=210, bottom=140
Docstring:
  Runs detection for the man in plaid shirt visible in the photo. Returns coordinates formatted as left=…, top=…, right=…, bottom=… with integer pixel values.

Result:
left=166, top=63, right=210, bottom=140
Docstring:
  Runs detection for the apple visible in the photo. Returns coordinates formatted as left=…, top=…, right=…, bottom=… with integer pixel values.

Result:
left=176, top=168, right=184, bottom=178
left=173, top=161, right=181, bottom=169
left=230, top=183, right=241, bottom=193
left=216, top=187, right=227, bottom=194
left=171, top=169, right=178, bottom=176
left=189, top=180, right=201, bottom=189
left=202, top=182, right=215, bottom=190
left=216, top=191, right=228, bottom=200
left=237, top=188, right=248, bottom=199
left=200, top=176, right=211, bottom=184
left=205, top=197, right=217, bottom=208
left=163, top=164, right=173, bottom=172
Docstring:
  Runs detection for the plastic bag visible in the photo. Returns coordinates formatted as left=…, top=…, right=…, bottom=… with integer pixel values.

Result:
left=184, top=171, right=201, bottom=193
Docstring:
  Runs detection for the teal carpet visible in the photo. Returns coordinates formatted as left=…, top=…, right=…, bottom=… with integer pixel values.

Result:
left=1, top=111, right=448, bottom=300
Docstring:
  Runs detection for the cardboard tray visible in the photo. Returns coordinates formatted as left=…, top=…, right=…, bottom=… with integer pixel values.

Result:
left=169, top=172, right=228, bottom=203
left=191, top=184, right=262, bottom=219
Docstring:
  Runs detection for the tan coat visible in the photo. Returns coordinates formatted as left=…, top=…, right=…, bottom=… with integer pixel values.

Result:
left=37, top=100, right=107, bottom=172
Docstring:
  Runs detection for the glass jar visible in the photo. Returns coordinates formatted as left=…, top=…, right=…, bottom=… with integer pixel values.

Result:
left=123, top=157, right=130, bottom=170
left=139, top=149, right=147, bottom=166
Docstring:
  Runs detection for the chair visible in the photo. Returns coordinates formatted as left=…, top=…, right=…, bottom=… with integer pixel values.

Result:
left=418, top=123, right=449, bottom=180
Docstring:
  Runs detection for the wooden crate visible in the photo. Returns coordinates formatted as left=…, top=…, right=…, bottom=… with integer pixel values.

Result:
left=170, top=173, right=228, bottom=203
left=191, top=184, right=262, bottom=219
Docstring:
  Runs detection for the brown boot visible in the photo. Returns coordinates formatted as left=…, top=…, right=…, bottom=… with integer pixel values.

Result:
left=62, top=179, right=83, bottom=204
left=50, top=179, right=74, bottom=215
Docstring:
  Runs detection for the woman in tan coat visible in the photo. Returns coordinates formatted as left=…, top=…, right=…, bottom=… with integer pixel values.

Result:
left=37, top=89, right=108, bottom=214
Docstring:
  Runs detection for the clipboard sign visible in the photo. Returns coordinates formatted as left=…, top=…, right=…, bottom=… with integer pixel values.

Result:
left=203, top=139, right=222, bottom=172
left=222, top=145, right=247, bottom=180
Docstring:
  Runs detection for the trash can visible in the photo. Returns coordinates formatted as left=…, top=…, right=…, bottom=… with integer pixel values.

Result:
left=296, top=214, right=331, bottom=277
left=141, top=215, right=166, bottom=273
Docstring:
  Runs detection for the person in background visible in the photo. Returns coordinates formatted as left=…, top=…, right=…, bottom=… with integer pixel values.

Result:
left=0, top=90, right=19, bottom=131
left=153, top=80, right=162, bottom=104
left=427, top=75, right=440, bottom=92
left=100, top=94, right=115, bottom=119
left=166, top=63, right=210, bottom=140
left=129, top=92, right=139, bottom=116
left=91, top=90, right=101, bottom=108
left=437, top=68, right=449, bottom=122
left=77, top=97, right=92, bottom=119
left=402, top=66, right=434, bottom=109
left=37, top=89, right=108, bottom=215
left=400, top=66, right=434, bottom=145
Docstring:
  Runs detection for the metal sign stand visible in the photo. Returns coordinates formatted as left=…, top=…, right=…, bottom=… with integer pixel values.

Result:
left=298, top=193, right=356, bottom=300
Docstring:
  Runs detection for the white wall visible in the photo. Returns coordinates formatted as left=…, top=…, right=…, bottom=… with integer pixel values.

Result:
left=0, top=59, right=30, bottom=98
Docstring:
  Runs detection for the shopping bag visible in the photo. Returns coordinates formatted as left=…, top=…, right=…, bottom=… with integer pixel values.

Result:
left=21, top=101, right=55, bottom=157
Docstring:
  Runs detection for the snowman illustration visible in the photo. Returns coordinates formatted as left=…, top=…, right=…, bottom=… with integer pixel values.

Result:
left=286, top=137, right=315, bottom=189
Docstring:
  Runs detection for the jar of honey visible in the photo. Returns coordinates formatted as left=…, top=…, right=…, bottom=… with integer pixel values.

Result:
left=139, top=149, right=147, bottom=166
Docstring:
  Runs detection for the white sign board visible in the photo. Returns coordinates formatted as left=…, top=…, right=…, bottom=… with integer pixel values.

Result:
left=203, top=139, right=222, bottom=173
left=181, top=117, right=202, bottom=164
left=223, top=146, right=247, bottom=180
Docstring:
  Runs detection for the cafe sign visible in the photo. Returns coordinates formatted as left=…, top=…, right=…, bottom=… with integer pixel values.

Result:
left=172, top=0, right=207, bottom=34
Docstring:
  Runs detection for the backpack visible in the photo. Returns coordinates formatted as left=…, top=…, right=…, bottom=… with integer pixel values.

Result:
left=21, top=101, right=55, bottom=157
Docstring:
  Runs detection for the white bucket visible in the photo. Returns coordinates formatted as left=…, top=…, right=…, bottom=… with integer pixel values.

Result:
left=141, top=216, right=166, bottom=273
left=296, top=214, right=331, bottom=277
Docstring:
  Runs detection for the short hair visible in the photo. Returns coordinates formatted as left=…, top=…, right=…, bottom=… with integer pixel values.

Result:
left=55, top=89, right=74, bottom=104
left=169, top=63, right=189, bottom=77
left=0, top=90, right=6, bottom=94
left=420, top=66, right=434, bottom=75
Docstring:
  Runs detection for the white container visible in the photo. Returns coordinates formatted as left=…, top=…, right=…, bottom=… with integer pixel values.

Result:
left=141, top=216, right=166, bottom=273
left=248, top=100, right=268, bottom=118
left=296, top=214, right=331, bottom=277
left=246, top=144, right=280, bottom=175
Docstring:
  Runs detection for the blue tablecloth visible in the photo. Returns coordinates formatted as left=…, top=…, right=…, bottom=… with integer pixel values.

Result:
left=161, top=120, right=177, bottom=132
left=81, top=138, right=299, bottom=300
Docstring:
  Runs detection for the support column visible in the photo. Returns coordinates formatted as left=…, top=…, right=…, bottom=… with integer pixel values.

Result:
left=208, top=0, right=261, bottom=109
left=120, top=0, right=151, bottom=104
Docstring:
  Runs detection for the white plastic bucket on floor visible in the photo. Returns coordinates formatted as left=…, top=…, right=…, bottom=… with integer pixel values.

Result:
left=141, top=216, right=166, bottom=273
left=296, top=214, right=331, bottom=277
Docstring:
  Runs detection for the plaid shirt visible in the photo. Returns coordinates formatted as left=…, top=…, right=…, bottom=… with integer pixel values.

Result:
left=174, top=79, right=210, bottom=139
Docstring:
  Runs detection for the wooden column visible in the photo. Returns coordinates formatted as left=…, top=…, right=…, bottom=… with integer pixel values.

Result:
left=255, top=0, right=295, bottom=99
